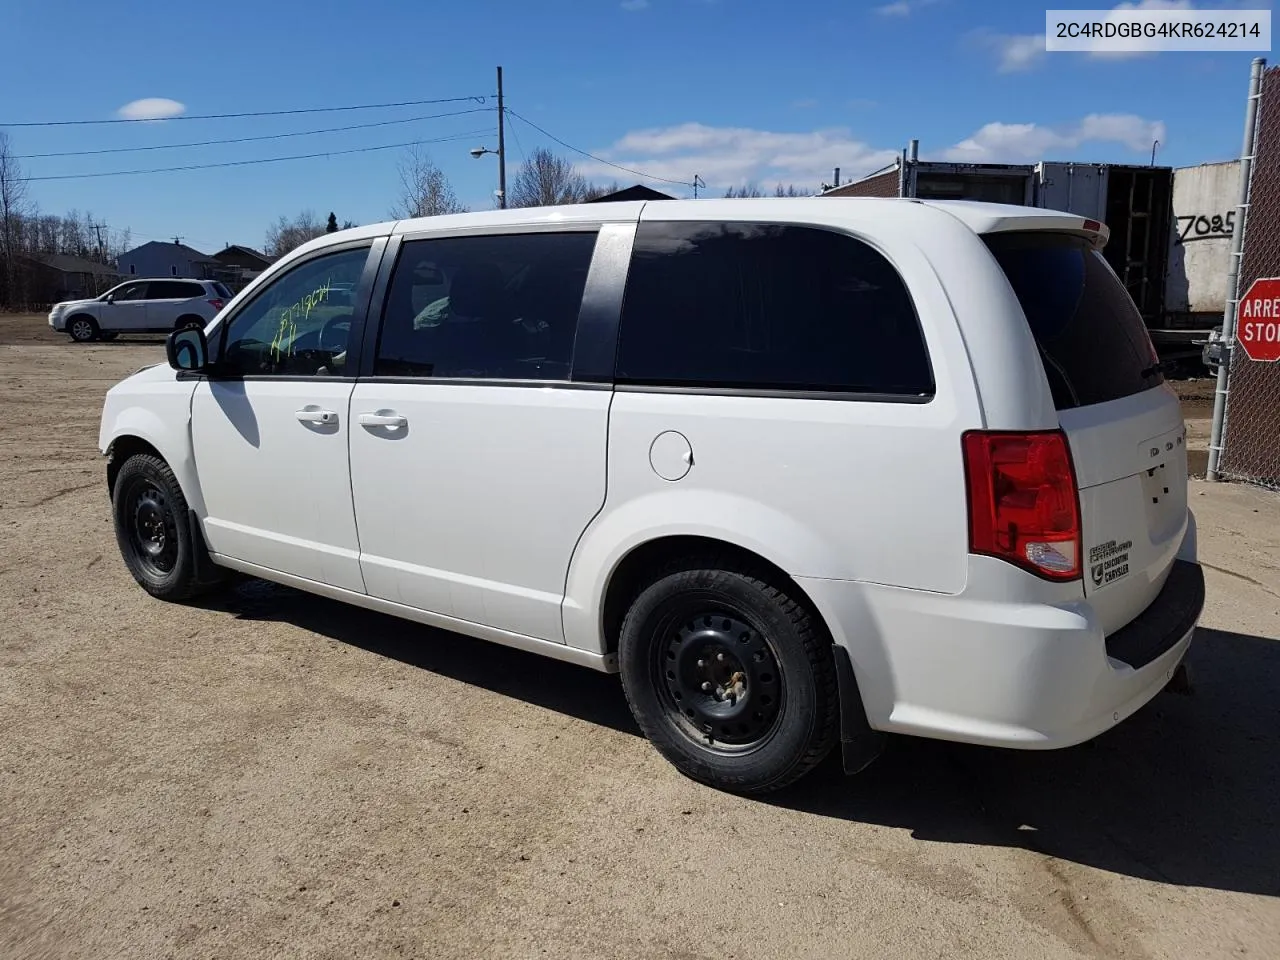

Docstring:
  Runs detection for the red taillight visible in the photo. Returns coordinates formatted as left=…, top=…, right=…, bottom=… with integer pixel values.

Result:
left=208, top=298, right=224, bottom=310
left=962, top=430, right=1081, bottom=581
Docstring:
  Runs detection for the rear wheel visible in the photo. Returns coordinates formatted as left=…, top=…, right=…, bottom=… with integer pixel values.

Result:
left=68, top=315, right=99, bottom=342
left=618, top=559, right=839, bottom=794
left=175, top=315, right=205, bottom=332
left=112, top=453, right=222, bottom=601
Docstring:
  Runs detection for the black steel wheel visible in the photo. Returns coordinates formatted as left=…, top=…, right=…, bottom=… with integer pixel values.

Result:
left=111, top=453, right=221, bottom=601
left=656, top=609, right=784, bottom=751
left=68, top=315, right=99, bottom=342
left=618, top=559, right=839, bottom=795
left=124, top=477, right=179, bottom=580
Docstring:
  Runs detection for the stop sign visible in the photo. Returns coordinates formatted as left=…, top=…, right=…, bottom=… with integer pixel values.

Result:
left=1237, top=277, right=1280, bottom=362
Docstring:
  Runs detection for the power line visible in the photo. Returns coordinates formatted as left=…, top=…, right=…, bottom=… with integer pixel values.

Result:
left=2, top=95, right=486, bottom=128
left=504, top=107, right=693, bottom=187
left=13, top=107, right=492, bottom=159
left=16, top=129, right=493, bottom=182
left=505, top=108, right=530, bottom=169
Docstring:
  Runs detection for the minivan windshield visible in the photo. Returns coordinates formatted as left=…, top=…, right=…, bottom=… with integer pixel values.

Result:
left=985, top=232, right=1163, bottom=410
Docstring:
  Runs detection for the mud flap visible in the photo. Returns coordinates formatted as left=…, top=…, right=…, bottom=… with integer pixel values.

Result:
left=187, top=509, right=223, bottom=587
left=833, top=644, right=886, bottom=775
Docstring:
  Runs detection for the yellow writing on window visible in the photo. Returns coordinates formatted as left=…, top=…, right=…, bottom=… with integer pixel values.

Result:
left=271, top=278, right=333, bottom=363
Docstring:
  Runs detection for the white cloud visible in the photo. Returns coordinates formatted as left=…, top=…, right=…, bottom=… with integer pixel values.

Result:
left=620, top=0, right=649, bottom=10
left=972, top=30, right=1047, bottom=72
left=875, top=0, right=940, bottom=16
left=577, top=123, right=899, bottom=191
left=976, top=0, right=1201, bottom=70
left=791, top=98, right=819, bottom=109
left=1087, top=0, right=1196, bottom=59
left=942, top=113, right=1166, bottom=162
left=1115, top=0, right=1193, bottom=10
left=117, top=97, right=186, bottom=121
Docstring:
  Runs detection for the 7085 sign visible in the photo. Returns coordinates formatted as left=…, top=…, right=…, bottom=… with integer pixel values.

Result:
left=1175, top=211, right=1235, bottom=244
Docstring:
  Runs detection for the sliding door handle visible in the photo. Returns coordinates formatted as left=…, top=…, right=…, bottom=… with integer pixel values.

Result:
left=357, top=411, right=408, bottom=429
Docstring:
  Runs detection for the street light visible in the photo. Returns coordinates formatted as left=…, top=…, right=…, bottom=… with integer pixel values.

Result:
left=470, top=145, right=505, bottom=207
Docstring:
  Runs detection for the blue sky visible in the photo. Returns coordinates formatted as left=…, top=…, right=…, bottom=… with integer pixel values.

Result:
left=1, top=0, right=1271, bottom=254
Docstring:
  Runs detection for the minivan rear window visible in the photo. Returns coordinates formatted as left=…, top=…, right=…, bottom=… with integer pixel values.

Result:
left=984, top=232, right=1162, bottom=410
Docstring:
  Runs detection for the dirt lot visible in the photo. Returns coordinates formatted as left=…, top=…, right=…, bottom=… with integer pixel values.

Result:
left=2, top=313, right=1278, bottom=960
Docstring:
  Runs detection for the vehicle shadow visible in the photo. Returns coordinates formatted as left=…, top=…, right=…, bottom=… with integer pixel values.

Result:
left=771, top=627, right=1280, bottom=898
left=210, top=577, right=1280, bottom=899
left=206, top=577, right=639, bottom=736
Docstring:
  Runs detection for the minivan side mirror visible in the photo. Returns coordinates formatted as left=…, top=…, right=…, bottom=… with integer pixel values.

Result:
left=166, top=327, right=208, bottom=372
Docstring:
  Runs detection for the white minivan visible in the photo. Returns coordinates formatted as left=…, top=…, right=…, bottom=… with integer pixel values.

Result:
left=98, top=198, right=1204, bottom=794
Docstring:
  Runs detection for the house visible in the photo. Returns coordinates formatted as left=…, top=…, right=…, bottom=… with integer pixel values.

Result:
left=117, top=240, right=221, bottom=280
left=211, top=244, right=274, bottom=291
left=20, top=253, right=120, bottom=304
left=586, top=185, right=675, bottom=203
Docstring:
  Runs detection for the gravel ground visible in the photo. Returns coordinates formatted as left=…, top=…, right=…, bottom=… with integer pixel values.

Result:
left=2, top=314, right=1278, bottom=960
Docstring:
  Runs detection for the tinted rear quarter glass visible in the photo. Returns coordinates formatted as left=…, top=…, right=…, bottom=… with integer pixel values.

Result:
left=984, top=232, right=1162, bottom=410
left=616, top=221, right=933, bottom=396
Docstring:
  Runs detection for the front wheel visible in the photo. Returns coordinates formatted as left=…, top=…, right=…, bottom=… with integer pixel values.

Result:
left=618, top=561, right=839, bottom=795
left=67, top=315, right=99, bottom=342
left=112, top=453, right=221, bottom=601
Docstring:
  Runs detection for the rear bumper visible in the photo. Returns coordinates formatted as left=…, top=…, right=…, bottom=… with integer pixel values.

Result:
left=798, top=552, right=1204, bottom=751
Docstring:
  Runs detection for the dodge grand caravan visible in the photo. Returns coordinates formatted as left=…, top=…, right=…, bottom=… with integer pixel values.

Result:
left=98, top=198, right=1204, bottom=794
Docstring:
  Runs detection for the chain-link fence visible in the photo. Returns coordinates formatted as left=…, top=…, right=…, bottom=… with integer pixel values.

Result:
left=1219, top=64, right=1280, bottom=491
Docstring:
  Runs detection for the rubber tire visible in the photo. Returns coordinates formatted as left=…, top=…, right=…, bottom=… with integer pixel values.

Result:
left=112, top=453, right=219, bottom=602
left=618, top=559, right=839, bottom=795
left=99, top=331, right=119, bottom=341
left=68, top=315, right=99, bottom=342
left=175, top=315, right=205, bottom=331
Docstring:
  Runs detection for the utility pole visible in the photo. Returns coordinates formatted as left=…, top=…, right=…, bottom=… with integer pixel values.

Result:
left=90, top=221, right=107, bottom=261
left=693, top=174, right=705, bottom=199
left=496, top=66, right=507, bottom=209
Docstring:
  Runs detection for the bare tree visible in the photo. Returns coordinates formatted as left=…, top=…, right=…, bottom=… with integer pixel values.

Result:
left=509, top=148, right=593, bottom=208
left=582, top=180, right=622, bottom=201
left=390, top=147, right=467, bottom=219
left=0, top=132, right=31, bottom=308
left=773, top=183, right=812, bottom=197
left=264, top=211, right=326, bottom=258
left=723, top=182, right=765, bottom=198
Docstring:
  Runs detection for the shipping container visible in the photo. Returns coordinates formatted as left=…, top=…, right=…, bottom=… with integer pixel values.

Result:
left=825, top=155, right=1179, bottom=357
left=1164, top=160, right=1239, bottom=350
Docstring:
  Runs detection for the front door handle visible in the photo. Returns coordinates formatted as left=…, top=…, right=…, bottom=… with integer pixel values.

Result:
left=358, top=411, right=408, bottom=429
left=295, top=408, right=337, bottom=425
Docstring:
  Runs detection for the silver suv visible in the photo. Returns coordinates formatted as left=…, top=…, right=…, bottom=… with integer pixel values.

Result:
left=50, top=278, right=232, bottom=342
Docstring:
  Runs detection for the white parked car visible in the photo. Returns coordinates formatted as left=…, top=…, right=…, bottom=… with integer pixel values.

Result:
left=50, top=278, right=232, bottom=342
left=97, top=198, right=1203, bottom=794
